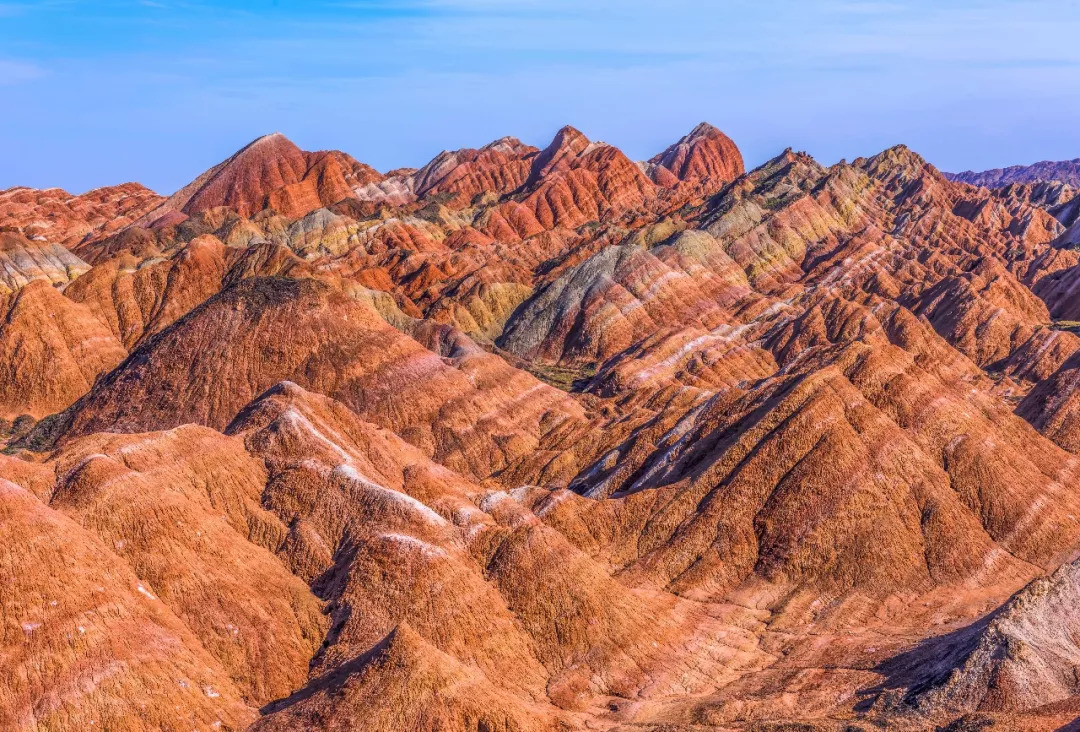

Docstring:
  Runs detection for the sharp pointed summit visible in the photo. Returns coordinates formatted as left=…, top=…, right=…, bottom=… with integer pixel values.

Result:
left=528, top=125, right=593, bottom=184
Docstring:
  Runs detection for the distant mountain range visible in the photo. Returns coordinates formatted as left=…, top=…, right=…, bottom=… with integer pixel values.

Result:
left=947, top=157, right=1080, bottom=187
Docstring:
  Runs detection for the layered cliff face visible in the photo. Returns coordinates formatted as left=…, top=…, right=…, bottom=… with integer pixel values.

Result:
left=4, top=126, right=1080, bottom=731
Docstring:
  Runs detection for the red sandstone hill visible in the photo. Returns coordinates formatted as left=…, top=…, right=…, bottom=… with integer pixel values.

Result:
left=5, top=124, right=1080, bottom=731
left=647, top=121, right=745, bottom=195
left=138, top=133, right=383, bottom=223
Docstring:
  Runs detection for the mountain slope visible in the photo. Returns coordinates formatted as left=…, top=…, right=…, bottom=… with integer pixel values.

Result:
left=0, top=279, right=127, bottom=418
left=5, top=124, right=1080, bottom=731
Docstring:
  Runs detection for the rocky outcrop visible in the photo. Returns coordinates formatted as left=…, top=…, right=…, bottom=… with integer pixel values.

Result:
left=408, top=136, right=539, bottom=204
left=63, top=233, right=228, bottom=347
left=252, top=624, right=558, bottom=732
left=0, top=230, right=89, bottom=293
left=868, top=557, right=1080, bottom=723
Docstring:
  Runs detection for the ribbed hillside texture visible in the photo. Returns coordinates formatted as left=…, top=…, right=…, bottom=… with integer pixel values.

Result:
left=4, top=125, right=1080, bottom=730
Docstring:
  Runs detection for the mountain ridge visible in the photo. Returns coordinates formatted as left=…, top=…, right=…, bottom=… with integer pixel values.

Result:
left=3, top=122, right=1080, bottom=730
left=947, top=157, right=1080, bottom=187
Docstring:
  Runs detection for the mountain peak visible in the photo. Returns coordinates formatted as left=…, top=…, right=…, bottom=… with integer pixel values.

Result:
left=687, top=121, right=721, bottom=138
left=528, top=125, right=593, bottom=184
left=860, top=143, right=933, bottom=182
left=135, top=132, right=380, bottom=221
left=232, top=131, right=303, bottom=159
left=480, top=136, right=532, bottom=155
left=552, top=124, right=588, bottom=145
left=648, top=121, right=744, bottom=191
left=947, top=157, right=1080, bottom=188
left=251, top=131, right=286, bottom=144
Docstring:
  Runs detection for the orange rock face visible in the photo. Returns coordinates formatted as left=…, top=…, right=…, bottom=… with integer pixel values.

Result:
left=6, top=124, right=1080, bottom=730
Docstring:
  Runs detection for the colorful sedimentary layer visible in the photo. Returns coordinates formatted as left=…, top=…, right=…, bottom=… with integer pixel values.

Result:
left=4, top=125, right=1080, bottom=730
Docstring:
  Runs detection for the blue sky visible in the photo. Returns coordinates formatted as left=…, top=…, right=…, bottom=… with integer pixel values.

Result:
left=3, top=0, right=1080, bottom=193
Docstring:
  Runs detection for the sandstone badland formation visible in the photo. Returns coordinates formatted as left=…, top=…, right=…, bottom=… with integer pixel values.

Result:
left=4, top=125, right=1080, bottom=731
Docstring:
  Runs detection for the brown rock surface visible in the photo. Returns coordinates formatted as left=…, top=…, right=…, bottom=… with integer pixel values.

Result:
left=45, top=276, right=587, bottom=481
left=63, top=233, right=228, bottom=347
left=45, top=427, right=327, bottom=704
left=252, top=625, right=557, bottom=732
